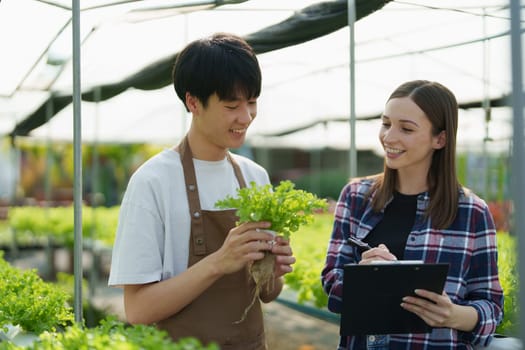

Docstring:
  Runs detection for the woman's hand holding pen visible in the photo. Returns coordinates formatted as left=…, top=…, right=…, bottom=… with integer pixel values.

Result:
left=346, top=236, right=397, bottom=264
left=359, top=243, right=397, bottom=265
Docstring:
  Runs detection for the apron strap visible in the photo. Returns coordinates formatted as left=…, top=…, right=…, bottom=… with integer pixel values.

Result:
left=178, top=136, right=247, bottom=255
left=227, top=152, right=247, bottom=189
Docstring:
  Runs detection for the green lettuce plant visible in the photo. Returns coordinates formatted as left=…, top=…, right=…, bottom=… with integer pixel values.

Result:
left=215, top=180, right=327, bottom=323
left=0, top=252, right=74, bottom=334
left=0, top=316, right=219, bottom=350
left=215, top=180, right=328, bottom=237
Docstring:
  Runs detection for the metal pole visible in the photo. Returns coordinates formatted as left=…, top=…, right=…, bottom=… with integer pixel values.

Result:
left=510, top=0, right=525, bottom=342
left=482, top=8, right=492, bottom=200
left=72, top=0, right=83, bottom=324
left=45, top=99, right=53, bottom=206
left=347, top=0, right=357, bottom=178
left=44, top=97, right=55, bottom=281
left=181, top=15, right=189, bottom=143
left=86, top=87, right=101, bottom=327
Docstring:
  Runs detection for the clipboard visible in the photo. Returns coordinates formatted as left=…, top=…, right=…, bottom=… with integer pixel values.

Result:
left=340, top=262, right=449, bottom=335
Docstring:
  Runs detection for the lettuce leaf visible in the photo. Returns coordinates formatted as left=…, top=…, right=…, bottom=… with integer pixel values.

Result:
left=215, top=180, right=328, bottom=238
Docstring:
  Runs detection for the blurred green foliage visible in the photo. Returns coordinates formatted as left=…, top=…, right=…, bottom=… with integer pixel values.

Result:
left=7, top=206, right=119, bottom=247
left=284, top=213, right=332, bottom=308
left=496, top=232, right=519, bottom=336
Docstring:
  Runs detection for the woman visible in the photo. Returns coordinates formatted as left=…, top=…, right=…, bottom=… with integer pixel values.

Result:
left=321, top=80, right=503, bottom=349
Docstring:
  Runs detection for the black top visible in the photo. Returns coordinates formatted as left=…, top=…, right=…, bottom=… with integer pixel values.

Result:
left=363, top=191, right=419, bottom=259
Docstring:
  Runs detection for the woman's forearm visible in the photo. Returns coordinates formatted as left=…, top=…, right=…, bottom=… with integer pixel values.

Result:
left=450, top=304, right=479, bottom=332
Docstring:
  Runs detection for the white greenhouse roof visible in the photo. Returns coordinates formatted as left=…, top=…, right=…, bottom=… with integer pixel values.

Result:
left=0, top=0, right=515, bottom=152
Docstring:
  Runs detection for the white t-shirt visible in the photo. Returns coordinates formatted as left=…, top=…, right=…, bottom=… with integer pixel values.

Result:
left=108, top=149, right=270, bottom=286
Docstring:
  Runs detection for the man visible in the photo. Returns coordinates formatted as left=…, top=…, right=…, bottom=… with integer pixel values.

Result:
left=108, top=32, right=295, bottom=349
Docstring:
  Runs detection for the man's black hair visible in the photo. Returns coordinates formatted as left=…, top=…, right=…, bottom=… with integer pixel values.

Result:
left=172, top=32, right=262, bottom=111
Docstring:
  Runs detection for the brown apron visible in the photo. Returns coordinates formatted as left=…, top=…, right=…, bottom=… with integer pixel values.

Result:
left=157, top=137, right=266, bottom=350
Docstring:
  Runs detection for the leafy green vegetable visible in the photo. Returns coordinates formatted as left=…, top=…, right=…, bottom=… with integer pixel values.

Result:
left=0, top=316, right=219, bottom=350
left=215, top=180, right=328, bottom=237
left=0, top=252, right=74, bottom=334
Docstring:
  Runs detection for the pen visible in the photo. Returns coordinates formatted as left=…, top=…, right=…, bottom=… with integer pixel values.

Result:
left=347, top=236, right=373, bottom=251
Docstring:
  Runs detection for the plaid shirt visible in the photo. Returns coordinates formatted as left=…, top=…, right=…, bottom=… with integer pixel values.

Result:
left=321, top=178, right=504, bottom=350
